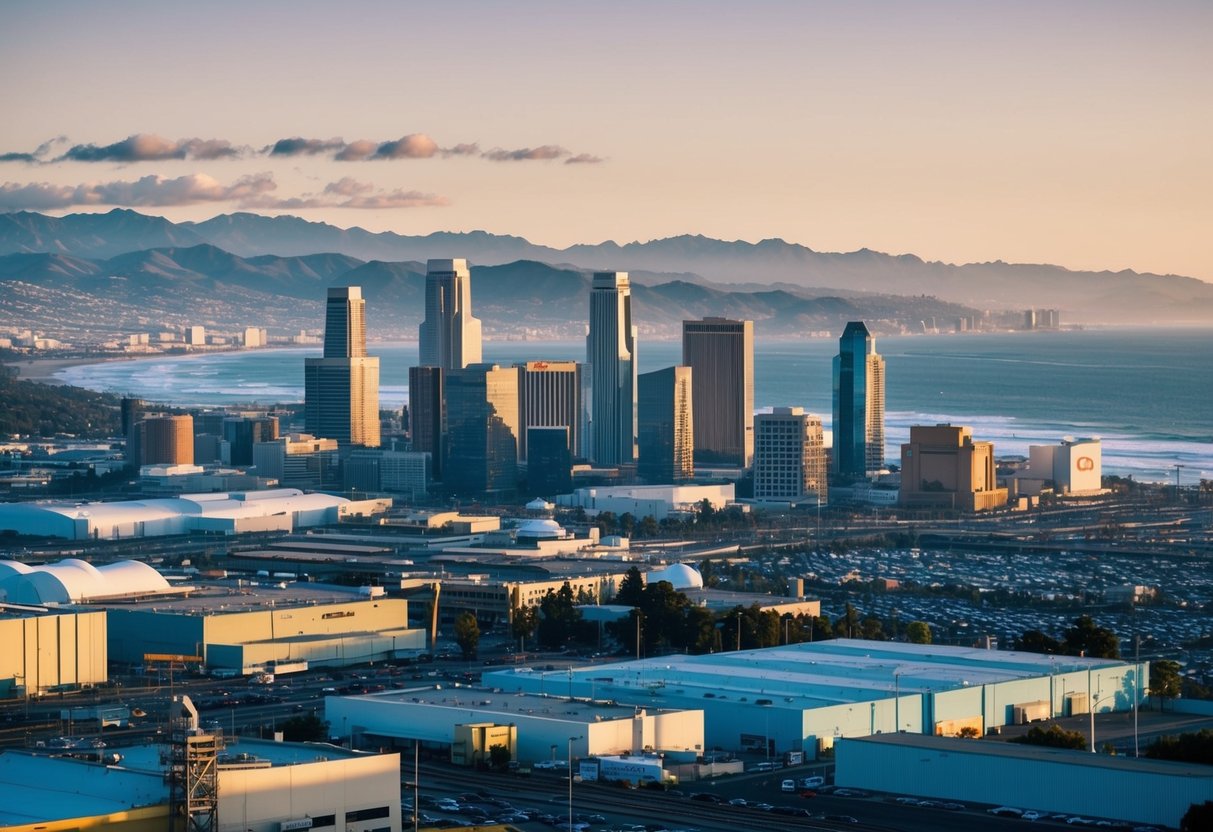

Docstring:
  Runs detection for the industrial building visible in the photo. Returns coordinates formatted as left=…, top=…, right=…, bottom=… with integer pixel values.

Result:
left=555, top=483, right=734, bottom=520
left=0, top=488, right=390, bottom=539
left=0, top=608, right=107, bottom=698
left=325, top=686, right=704, bottom=765
left=485, top=640, right=1146, bottom=756
left=105, top=594, right=426, bottom=672
left=0, top=558, right=176, bottom=604
left=836, top=733, right=1211, bottom=829
left=0, top=737, right=402, bottom=832
left=1018, top=436, right=1105, bottom=497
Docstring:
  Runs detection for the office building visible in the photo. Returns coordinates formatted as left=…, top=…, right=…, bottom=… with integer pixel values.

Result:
left=344, top=448, right=429, bottom=499
left=753, top=407, right=827, bottom=502
left=419, top=258, right=482, bottom=371
left=516, top=360, right=582, bottom=461
left=253, top=434, right=341, bottom=489
left=1024, top=437, right=1103, bottom=496
left=444, top=364, right=520, bottom=497
left=222, top=414, right=279, bottom=466
left=586, top=272, right=637, bottom=465
left=242, top=326, right=266, bottom=348
left=139, top=415, right=194, bottom=466
left=408, top=365, right=444, bottom=480
left=899, top=424, right=1008, bottom=511
left=185, top=325, right=206, bottom=346
left=304, top=286, right=381, bottom=447
left=832, top=321, right=886, bottom=478
left=682, top=318, right=753, bottom=467
left=121, top=397, right=144, bottom=464
left=638, top=366, right=694, bottom=482
left=526, top=426, right=572, bottom=498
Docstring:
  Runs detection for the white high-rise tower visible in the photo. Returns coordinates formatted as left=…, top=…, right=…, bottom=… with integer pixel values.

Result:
left=586, top=272, right=637, bottom=465
left=419, top=258, right=482, bottom=370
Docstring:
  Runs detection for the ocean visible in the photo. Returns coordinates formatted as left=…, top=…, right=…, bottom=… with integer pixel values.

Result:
left=57, top=328, right=1213, bottom=483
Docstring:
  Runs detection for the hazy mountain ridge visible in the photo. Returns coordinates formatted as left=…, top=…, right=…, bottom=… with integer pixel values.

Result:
left=2, top=209, right=1210, bottom=323
left=0, top=246, right=978, bottom=343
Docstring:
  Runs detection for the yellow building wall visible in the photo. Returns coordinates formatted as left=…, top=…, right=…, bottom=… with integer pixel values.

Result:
left=203, top=599, right=409, bottom=646
left=218, top=752, right=401, bottom=832
left=0, top=611, right=107, bottom=696
left=2, top=804, right=167, bottom=832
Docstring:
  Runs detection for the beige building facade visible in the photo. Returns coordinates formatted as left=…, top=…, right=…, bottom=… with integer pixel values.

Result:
left=900, top=424, right=1008, bottom=511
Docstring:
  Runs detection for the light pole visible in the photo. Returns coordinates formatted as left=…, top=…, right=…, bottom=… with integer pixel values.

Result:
left=893, top=672, right=900, bottom=733
left=1088, top=691, right=1116, bottom=753
left=413, top=739, right=420, bottom=832
left=736, top=612, right=742, bottom=652
left=567, top=735, right=582, bottom=832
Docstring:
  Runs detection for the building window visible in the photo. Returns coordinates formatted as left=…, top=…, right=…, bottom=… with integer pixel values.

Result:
left=346, top=806, right=390, bottom=822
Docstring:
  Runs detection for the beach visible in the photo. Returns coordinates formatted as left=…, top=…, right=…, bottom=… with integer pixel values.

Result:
left=8, top=355, right=133, bottom=386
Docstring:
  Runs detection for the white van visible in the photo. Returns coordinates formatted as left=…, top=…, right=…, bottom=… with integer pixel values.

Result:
left=781, top=779, right=796, bottom=792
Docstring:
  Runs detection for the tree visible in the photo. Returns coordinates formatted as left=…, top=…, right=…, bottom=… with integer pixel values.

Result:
left=906, top=621, right=933, bottom=645
left=454, top=612, right=480, bottom=660
left=834, top=603, right=861, bottom=639
left=1150, top=660, right=1183, bottom=710
left=1011, top=724, right=1087, bottom=750
left=537, top=583, right=592, bottom=648
left=615, top=566, right=645, bottom=607
left=861, top=614, right=887, bottom=641
left=1062, top=615, right=1120, bottom=659
left=1015, top=629, right=1062, bottom=655
left=488, top=743, right=512, bottom=771
left=1182, top=802, right=1213, bottom=832
left=957, top=726, right=981, bottom=739
left=278, top=713, right=329, bottom=742
left=510, top=603, right=538, bottom=651
left=1146, top=730, right=1213, bottom=765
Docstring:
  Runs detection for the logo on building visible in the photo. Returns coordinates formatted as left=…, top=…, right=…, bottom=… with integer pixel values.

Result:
left=1076, top=456, right=1095, bottom=471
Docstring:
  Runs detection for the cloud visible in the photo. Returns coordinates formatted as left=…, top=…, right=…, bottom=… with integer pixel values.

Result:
left=57, top=134, right=245, bottom=163
left=257, top=177, right=448, bottom=209
left=266, top=137, right=346, bottom=157
left=0, top=136, right=70, bottom=164
left=371, top=134, right=439, bottom=160
left=565, top=153, right=604, bottom=164
left=334, top=139, right=380, bottom=162
left=482, top=144, right=570, bottom=162
left=0, top=172, right=277, bottom=210
left=442, top=143, right=481, bottom=157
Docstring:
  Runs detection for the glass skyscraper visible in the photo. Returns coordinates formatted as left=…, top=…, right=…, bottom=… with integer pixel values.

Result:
left=832, top=320, right=885, bottom=477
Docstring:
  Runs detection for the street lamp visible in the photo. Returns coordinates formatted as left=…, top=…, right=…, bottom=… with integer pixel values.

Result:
left=1088, top=691, right=1117, bottom=753
left=736, top=612, right=743, bottom=652
left=567, top=735, right=583, bottom=832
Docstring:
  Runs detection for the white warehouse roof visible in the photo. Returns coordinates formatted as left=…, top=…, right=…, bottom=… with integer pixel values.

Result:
left=0, top=558, right=172, bottom=605
left=647, top=563, right=704, bottom=590
left=0, top=489, right=362, bottom=540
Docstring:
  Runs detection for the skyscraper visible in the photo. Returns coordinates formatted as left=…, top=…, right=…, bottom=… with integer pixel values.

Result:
left=832, top=321, right=885, bottom=478
left=516, top=360, right=582, bottom=462
left=754, top=407, right=827, bottom=502
left=444, top=364, right=520, bottom=496
left=638, top=366, right=694, bottom=483
left=304, top=286, right=381, bottom=447
left=419, top=258, right=482, bottom=371
left=682, top=317, right=754, bottom=467
left=408, top=365, right=444, bottom=479
left=586, top=272, right=637, bottom=465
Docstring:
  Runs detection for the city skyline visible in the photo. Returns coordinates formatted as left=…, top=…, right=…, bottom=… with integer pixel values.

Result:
left=0, top=2, right=1209, bottom=282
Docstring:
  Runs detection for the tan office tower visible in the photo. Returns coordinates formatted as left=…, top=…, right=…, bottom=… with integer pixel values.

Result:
left=638, top=366, right=694, bottom=483
left=304, top=286, right=381, bottom=447
left=419, top=258, right=482, bottom=371
left=516, top=360, right=582, bottom=462
left=899, top=424, right=1008, bottom=512
left=139, top=415, right=194, bottom=466
left=753, top=407, right=827, bottom=502
left=682, top=317, right=754, bottom=467
left=586, top=272, right=637, bottom=465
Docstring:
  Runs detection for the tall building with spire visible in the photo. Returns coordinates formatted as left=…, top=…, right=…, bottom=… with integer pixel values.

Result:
left=304, top=286, right=381, bottom=447
left=586, top=272, right=637, bottom=465
left=419, top=258, right=482, bottom=371
left=832, top=320, right=885, bottom=477
left=682, top=317, right=754, bottom=467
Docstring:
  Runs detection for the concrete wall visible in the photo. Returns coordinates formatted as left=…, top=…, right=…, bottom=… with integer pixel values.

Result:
left=212, top=628, right=425, bottom=670
left=219, top=750, right=402, bottom=832
left=0, top=611, right=108, bottom=695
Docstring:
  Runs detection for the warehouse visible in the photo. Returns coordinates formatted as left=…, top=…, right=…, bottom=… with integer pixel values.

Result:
left=836, top=733, right=1213, bottom=828
left=485, top=639, right=1146, bottom=756
left=0, top=738, right=402, bottom=832
left=325, top=686, right=704, bottom=765
left=0, top=488, right=390, bottom=540
left=0, top=608, right=107, bottom=698
left=0, top=558, right=177, bottom=604
left=104, top=591, right=426, bottom=672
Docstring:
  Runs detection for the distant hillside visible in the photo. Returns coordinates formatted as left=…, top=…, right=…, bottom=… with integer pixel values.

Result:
left=0, top=362, right=121, bottom=437
left=0, top=246, right=979, bottom=342
left=2, top=209, right=1209, bottom=323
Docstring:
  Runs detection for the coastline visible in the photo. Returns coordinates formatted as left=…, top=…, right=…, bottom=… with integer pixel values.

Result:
left=7, top=355, right=137, bottom=386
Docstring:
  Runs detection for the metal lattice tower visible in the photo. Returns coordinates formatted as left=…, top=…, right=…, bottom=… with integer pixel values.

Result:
left=165, top=696, right=222, bottom=832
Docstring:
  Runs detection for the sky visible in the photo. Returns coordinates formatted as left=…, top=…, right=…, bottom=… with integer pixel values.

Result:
left=1, top=1, right=1210, bottom=280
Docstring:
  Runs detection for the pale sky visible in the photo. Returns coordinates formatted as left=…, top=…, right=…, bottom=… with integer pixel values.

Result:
left=1, top=1, right=1210, bottom=280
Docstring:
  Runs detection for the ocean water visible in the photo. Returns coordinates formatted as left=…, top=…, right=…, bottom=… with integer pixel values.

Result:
left=58, top=329, right=1213, bottom=482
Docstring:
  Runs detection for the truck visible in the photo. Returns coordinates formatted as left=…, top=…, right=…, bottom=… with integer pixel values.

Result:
left=59, top=705, right=130, bottom=729
left=579, top=754, right=671, bottom=786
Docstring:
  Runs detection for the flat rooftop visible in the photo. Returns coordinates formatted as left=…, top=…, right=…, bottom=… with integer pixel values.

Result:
left=842, top=733, right=1213, bottom=778
left=0, top=752, right=165, bottom=824
left=488, top=639, right=1126, bottom=710
left=118, top=737, right=363, bottom=773
left=81, top=581, right=382, bottom=615
left=353, top=686, right=685, bottom=724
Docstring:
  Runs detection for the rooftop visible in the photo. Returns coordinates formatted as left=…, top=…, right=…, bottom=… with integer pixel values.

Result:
left=349, top=686, right=684, bottom=725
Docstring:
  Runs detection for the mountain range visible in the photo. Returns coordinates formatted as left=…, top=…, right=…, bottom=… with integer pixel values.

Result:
left=1, top=209, right=1211, bottom=327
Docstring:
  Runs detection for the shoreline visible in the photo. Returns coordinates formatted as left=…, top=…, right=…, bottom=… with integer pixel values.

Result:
left=8, top=355, right=139, bottom=386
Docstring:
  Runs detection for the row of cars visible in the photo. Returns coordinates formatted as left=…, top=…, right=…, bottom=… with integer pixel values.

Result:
left=988, top=807, right=1161, bottom=831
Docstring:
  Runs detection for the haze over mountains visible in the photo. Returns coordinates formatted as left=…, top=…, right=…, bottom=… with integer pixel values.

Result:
left=1, top=209, right=1210, bottom=332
